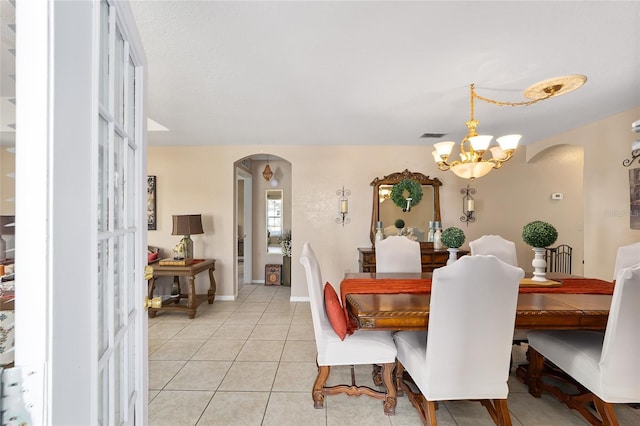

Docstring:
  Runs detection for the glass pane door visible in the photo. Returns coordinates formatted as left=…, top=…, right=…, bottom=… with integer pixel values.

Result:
left=97, top=1, right=144, bottom=424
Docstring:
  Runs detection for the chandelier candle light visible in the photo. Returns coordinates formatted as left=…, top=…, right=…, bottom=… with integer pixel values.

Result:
left=432, top=76, right=587, bottom=179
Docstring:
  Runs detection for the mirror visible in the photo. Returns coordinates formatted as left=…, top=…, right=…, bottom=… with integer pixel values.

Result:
left=266, top=189, right=283, bottom=253
left=370, top=169, right=442, bottom=244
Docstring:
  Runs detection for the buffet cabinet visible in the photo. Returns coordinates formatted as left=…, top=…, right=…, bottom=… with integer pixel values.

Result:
left=357, top=244, right=468, bottom=273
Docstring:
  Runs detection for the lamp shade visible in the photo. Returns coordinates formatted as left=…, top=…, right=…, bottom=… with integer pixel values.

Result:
left=172, top=214, right=204, bottom=236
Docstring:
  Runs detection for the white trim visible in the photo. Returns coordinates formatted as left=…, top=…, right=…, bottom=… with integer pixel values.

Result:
left=214, top=295, right=237, bottom=301
left=15, top=1, right=52, bottom=424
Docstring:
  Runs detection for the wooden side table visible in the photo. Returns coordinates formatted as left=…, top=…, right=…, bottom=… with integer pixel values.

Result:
left=147, top=259, right=216, bottom=319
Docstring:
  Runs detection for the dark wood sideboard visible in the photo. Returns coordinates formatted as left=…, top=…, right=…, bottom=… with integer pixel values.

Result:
left=358, top=243, right=468, bottom=273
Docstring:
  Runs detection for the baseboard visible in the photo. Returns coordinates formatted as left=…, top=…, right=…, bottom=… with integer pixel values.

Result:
left=215, top=295, right=237, bottom=301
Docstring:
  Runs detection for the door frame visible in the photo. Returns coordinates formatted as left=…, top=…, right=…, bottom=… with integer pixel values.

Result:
left=15, top=1, right=148, bottom=424
left=236, top=167, right=253, bottom=293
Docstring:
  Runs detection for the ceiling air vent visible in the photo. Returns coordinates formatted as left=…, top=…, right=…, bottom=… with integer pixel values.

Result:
left=420, top=133, right=446, bottom=139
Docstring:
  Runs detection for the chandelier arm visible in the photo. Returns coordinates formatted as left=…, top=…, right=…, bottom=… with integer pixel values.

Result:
left=472, top=89, right=555, bottom=107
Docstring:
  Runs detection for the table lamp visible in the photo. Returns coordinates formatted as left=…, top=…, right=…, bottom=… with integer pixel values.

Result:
left=171, top=214, right=204, bottom=259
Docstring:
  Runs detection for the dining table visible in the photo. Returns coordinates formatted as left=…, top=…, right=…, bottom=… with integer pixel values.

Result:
left=341, top=272, right=614, bottom=334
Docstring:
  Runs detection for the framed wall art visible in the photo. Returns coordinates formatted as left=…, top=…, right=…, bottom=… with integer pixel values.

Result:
left=147, top=175, right=157, bottom=230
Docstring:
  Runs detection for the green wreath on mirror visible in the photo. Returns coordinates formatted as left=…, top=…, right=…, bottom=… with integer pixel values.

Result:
left=391, top=179, right=423, bottom=209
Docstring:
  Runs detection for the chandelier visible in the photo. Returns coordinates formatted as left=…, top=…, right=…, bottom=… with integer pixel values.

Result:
left=432, top=75, right=586, bottom=179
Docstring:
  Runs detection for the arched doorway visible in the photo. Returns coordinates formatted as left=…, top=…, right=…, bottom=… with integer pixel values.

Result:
left=234, top=154, right=291, bottom=295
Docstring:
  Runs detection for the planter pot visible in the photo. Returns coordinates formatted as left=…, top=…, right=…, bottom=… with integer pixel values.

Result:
left=282, top=255, right=291, bottom=287
left=531, top=247, right=547, bottom=282
left=447, top=248, right=459, bottom=265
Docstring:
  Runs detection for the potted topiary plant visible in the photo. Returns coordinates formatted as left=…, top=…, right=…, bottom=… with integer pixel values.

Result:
left=394, top=219, right=405, bottom=236
left=522, top=220, right=558, bottom=282
left=441, top=227, right=466, bottom=265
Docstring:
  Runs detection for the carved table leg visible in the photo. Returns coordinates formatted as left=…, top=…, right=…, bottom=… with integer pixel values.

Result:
left=187, top=275, right=196, bottom=309
left=372, top=364, right=382, bottom=386
left=208, top=266, right=216, bottom=303
left=525, top=347, right=545, bottom=398
left=186, top=274, right=197, bottom=319
left=148, top=276, right=157, bottom=318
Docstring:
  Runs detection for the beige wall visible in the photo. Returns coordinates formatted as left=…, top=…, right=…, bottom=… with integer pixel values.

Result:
left=148, top=107, right=640, bottom=299
left=0, top=148, right=15, bottom=215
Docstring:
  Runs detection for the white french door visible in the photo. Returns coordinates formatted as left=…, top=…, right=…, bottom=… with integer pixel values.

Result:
left=15, top=1, right=147, bottom=424
left=97, top=1, right=147, bottom=424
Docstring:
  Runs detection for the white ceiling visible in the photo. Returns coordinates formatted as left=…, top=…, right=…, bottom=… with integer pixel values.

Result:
left=3, top=2, right=640, bottom=149
left=130, top=1, right=640, bottom=147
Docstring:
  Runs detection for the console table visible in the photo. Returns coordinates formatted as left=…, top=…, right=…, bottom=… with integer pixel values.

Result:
left=147, top=259, right=216, bottom=319
left=358, top=244, right=468, bottom=273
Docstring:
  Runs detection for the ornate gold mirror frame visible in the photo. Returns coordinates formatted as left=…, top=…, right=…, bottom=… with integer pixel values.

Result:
left=370, top=169, right=442, bottom=244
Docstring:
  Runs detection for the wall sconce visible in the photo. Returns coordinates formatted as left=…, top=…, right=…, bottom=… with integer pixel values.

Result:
left=460, top=185, right=476, bottom=225
left=336, top=186, right=351, bottom=226
left=623, top=119, right=640, bottom=167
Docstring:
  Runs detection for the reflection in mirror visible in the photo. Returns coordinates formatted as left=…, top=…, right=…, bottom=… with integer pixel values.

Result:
left=378, top=184, right=434, bottom=240
left=370, top=170, right=442, bottom=244
left=266, top=189, right=283, bottom=253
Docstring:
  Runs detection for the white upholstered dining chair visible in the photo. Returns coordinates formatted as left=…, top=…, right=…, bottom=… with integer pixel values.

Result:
left=612, top=241, right=640, bottom=281
left=469, top=234, right=518, bottom=267
left=525, top=263, right=640, bottom=426
left=299, top=242, right=398, bottom=415
left=469, top=234, right=527, bottom=347
left=375, top=235, right=422, bottom=273
left=394, top=255, right=524, bottom=425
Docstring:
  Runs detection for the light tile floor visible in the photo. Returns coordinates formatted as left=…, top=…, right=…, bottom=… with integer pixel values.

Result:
left=148, top=283, right=640, bottom=425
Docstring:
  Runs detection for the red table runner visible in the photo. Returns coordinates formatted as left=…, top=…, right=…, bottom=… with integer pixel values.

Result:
left=340, top=276, right=614, bottom=335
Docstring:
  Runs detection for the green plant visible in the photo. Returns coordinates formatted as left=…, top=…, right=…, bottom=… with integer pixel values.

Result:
left=394, top=219, right=405, bottom=229
left=441, top=227, right=465, bottom=248
left=522, top=221, right=558, bottom=248
left=278, top=229, right=292, bottom=257
left=390, top=179, right=423, bottom=209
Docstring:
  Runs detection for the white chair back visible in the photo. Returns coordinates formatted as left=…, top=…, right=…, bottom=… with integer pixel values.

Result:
left=375, top=236, right=422, bottom=273
left=612, top=241, right=640, bottom=281
left=599, top=264, right=640, bottom=400
left=424, top=255, right=524, bottom=400
left=469, top=234, right=518, bottom=267
left=299, top=242, right=333, bottom=352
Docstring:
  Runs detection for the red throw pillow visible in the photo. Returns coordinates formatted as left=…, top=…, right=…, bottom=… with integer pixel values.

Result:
left=148, top=252, right=159, bottom=263
left=324, top=282, right=347, bottom=340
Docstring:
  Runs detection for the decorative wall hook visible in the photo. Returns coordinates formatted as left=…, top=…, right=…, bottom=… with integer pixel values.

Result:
left=336, top=186, right=351, bottom=226
left=460, top=185, right=476, bottom=225
left=623, top=149, right=640, bottom=167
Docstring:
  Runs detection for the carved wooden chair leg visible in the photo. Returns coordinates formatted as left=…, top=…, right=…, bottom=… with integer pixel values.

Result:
left=312, top=364, right=330, bottom=409
left=394, top=359, right=405, bottom=396
left=425, top=400, right=438, bottom=426
left=593, top=396, right=619, bottom=426
left=479, top=399, right=512, bottom=426
left=380, top=362, right=397, bottom=415
left=494, top=399, right=512, bottom=426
